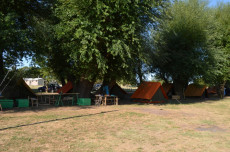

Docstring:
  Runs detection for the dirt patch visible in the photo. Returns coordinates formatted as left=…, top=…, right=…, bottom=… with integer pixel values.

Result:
left=134, top=108, right=196, bottom=118
left=136, top=108, right=171, bottom=116
left=196, top=126, right=226, bottom=132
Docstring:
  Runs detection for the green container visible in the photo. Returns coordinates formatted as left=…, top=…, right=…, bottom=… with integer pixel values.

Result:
left=77, top=98, right=91, bottom=106
left=16, top=99, right=29, bottom=108
left=0, top=99, right=14, bottom=109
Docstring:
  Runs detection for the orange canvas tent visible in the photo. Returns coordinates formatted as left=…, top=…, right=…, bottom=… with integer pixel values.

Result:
left=131, top=82, right=168, bottom=103
left=184, top=84, right=206, bottom=97
left=57, top=81, right=73, bottom=93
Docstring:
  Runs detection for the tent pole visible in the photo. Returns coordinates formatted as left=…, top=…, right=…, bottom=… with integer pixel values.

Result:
left=0, top=70, right=10, bottom=87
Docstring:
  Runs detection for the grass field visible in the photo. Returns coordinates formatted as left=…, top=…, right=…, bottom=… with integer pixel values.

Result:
left=0, top=98, right=230, bottom=152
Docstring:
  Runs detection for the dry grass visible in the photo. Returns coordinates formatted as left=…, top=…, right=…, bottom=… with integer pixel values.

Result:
left=1, top=98, right=230, bottom=152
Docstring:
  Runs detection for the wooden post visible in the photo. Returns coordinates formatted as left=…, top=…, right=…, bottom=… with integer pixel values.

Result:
left=116, top=97, right=118, bottom=105
left=104, top=96, right=107, bottom=106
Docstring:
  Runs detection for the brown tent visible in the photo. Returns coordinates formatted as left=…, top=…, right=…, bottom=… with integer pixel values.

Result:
left=110, top=83, right=127, bottom=98
left=95, top=82, right=127, bottom=98
left=1, top=78, right=36, bottom=99
left=184, top=84, right=206, bottom=97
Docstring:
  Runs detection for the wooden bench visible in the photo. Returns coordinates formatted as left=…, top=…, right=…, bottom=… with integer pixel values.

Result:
left=28, top=96, right=39, bottom=107
left=95, top=95, right=103, bottom=106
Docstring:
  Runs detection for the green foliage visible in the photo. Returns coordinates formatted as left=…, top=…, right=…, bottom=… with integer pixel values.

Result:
left=18, top=66, right=42, bottom=78
left=204, top=3, right=230, bottom=86
left=0, top=11, right=31, bottom=67
left=0, top=0, right=54, bottom=75
left=152, top=0, right=211, bottom=83
left=35, top=0, right=167, bottom=84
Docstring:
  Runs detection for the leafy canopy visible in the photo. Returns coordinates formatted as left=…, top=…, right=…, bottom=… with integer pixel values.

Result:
left=152, top=0, right=211, bottom=83
left=52, top=0, right=166, bottom=82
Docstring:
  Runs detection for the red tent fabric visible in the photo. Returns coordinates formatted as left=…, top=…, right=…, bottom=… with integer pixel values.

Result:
left=207, top=86, right=217, bottom=94
left=131, top=82, right=168, bottom=101
left=57, top=81, right=73, bottom=93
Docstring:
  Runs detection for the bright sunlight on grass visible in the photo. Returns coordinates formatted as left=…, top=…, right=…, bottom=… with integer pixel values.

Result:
left=0, top=98, right=230, bottom=152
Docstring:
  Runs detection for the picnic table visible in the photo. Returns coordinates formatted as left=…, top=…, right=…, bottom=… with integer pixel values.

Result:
left=36, top=92, right=79, bottom=106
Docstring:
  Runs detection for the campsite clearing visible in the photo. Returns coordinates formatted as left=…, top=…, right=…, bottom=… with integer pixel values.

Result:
left=0, top=98, right=230, bottom=152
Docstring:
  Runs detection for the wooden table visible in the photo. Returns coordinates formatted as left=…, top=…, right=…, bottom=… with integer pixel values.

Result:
left=36, top=93, right=79, bottom=106
left=36, top=93, right=59, bottom=105
left=103, top=95, right=118, bottom=106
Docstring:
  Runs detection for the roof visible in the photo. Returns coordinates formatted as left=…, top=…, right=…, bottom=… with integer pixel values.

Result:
left=184, top=84, right=206, bottom=97
left=131, top=82, right=168, bottom=100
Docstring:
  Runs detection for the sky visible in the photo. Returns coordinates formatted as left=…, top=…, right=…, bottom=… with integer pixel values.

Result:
left=209, top=0, right=230, bottom=7
left=20, top=0, right=230, bottom=68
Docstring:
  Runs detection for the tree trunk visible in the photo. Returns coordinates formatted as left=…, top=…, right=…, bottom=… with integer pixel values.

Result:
left=74, top=77, right=95, bottom=98
left=173, top=78, right=187, bottom=99
left=136, top=61, right=144, bottom=84
left=216, top=81, right=226, bottom=99
left=60, top=77, right=66, bottom=86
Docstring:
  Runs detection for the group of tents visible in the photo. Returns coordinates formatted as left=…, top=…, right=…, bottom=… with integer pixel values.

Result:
left=131, top=82, right=217, bottom=103
left=0, top=74, right=218, bottom=105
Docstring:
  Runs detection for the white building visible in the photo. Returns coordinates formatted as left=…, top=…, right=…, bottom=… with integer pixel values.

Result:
left=23, top=78, right=44, bottom=86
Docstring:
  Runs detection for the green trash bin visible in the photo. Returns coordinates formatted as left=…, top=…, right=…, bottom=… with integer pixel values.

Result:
left=16, top=99, right=29, bottom=108
left=77, top=98, right=91, bottom=106
left=0, top=99, right=14, bottom=109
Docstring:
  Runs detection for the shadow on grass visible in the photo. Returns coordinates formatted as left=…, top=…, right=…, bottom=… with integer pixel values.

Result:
left=0, top=110, right=118, bottom=131
left=118, top=92, right=224, bottom=105
left=1, top=104, right=96, bottom=114
left=156, top=97, right=223, bottom=105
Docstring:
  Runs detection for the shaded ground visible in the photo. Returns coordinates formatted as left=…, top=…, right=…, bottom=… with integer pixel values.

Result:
left=0, top=98, right=230, bottom=152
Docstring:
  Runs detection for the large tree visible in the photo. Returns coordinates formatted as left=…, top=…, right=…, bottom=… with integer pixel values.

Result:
left=0, top=0, right=53, bottom=77
left=204, top=3, right=230, bottom=98
left=34, top=0, right=167, bottom=97
left=151, top=0, right=212, bottom=98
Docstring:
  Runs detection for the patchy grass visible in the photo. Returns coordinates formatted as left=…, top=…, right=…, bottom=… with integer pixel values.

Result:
left=0, top=98, right=230, bottom=151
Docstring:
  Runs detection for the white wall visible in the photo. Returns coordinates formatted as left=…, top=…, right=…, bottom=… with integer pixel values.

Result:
left=24, top=78, right=44, bottom=86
